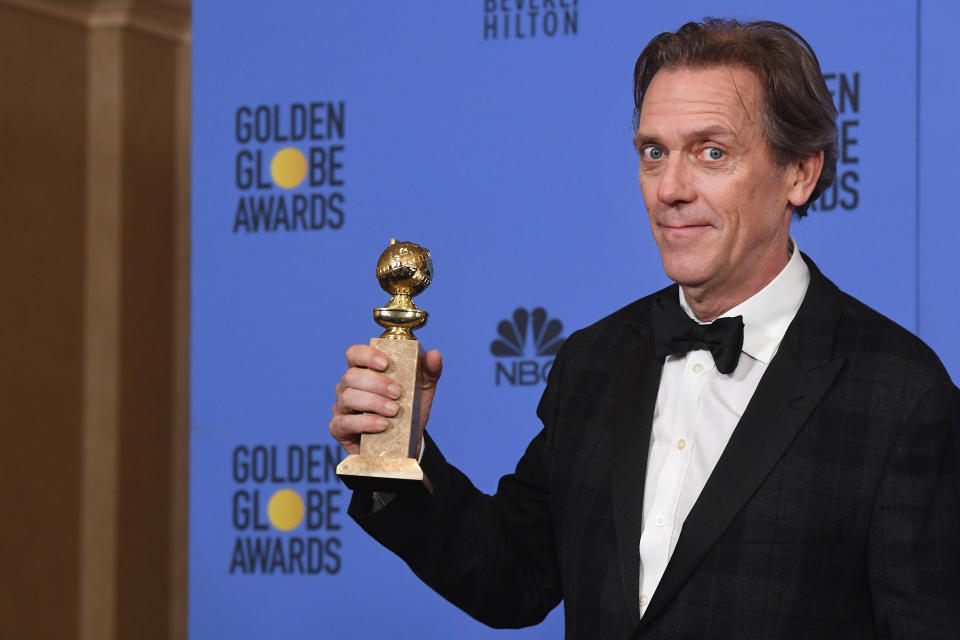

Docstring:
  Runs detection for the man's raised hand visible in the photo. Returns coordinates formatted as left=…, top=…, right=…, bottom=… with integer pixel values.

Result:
left=330, top=344, right=443, bottom=455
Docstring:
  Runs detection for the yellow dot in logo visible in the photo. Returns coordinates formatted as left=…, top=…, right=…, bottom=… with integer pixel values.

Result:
left=267, top=489, right=304, bottom=531
left=270, top=147, right=307, bottom=189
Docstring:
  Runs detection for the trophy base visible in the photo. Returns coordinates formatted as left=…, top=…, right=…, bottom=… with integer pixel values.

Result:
left=336, top=454, right=433, bottom=494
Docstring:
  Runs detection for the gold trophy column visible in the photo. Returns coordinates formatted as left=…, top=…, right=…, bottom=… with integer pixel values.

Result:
left=336, top=239, right=434, bottom=494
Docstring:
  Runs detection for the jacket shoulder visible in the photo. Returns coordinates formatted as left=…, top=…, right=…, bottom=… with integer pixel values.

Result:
left=562, top=284, right=673, bottom=350
left=832, top=287, right=952, bottom=388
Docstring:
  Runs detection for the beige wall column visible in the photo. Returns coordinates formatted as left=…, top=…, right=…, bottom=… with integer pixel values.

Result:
left=82, top=18, right=124, bottom=640
left=0, top=1, right=190, bottom=639
left=169, top=31, right=191, bottom=640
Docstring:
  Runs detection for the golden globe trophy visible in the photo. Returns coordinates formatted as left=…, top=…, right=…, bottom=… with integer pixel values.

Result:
left=336, top=239, right=434, bottom=494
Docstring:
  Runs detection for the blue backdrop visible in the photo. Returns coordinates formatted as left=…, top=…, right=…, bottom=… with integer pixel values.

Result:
left=190, top=2, right=960, bottom=637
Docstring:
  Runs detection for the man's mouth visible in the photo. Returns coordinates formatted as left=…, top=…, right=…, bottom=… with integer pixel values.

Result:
left=660, top=223, right=710, bottom=237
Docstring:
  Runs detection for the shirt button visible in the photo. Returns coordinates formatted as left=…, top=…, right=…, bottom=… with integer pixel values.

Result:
left=677, top=438, right=687, bottom=450
left=654, top=515, right=666, bottom=527
left=639, top=594, right=649, bottom=607
left=692, top=363, right=704, bottom=374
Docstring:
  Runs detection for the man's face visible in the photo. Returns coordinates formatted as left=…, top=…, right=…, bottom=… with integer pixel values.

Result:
left=635, top=65, right=804, bottom=309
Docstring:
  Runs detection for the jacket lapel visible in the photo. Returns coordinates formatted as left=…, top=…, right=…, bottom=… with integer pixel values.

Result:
left=637, top=258, right=847, bottom=628
left=611, top=304, right=665, bottom=629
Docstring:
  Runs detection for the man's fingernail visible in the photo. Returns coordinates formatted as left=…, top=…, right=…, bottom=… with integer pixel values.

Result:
left=388, top=384, right=402, bottom=398
left=384, top=401, right=398, bottom=415
left=375, top=357, right=388, bottom=369
left=376, top=418, right=389, bottom=429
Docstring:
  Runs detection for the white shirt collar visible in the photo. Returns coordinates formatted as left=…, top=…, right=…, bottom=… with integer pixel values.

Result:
left=678, top=238, right=810, bottom=365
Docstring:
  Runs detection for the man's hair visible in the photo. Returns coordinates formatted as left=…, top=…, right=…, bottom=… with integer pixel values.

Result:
left=633, top=18, right=838, bottom=218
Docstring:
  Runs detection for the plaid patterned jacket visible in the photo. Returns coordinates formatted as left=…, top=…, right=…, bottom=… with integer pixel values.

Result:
left=351, top=256, right=960, bottom=639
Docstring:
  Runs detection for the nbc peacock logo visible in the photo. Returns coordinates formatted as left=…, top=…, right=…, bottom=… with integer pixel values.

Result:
left=490, top=307, right=564, bottom=386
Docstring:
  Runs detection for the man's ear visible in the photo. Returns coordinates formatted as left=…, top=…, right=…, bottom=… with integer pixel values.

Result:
left=787, top=149, right=824, bottom=207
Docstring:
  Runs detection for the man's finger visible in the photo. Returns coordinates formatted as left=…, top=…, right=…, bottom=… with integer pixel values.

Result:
left=345, top=344, right=389, bottom=370
left=330, top=412, right=389, bottom=439
left=338, top=387, right=400, bottom=418
left=420, top=349, right=443, bottom=389
left=341, top=367, right=401, bottom=400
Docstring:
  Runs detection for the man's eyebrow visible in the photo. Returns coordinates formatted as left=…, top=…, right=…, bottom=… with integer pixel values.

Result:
left=633, top=130, right=659, bottom=151
left=688, top=126, right=739, bottom=142
left=633, top=126, right=739, bottom=151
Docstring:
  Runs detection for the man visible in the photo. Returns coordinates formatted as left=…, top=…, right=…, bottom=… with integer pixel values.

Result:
left=330, top=19, right=959, bottom=638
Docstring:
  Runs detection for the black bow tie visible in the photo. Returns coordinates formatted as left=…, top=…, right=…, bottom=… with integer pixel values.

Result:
left=651, top=293, right=744, bottom=374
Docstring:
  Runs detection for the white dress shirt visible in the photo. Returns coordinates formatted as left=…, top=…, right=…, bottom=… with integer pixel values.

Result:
left=637, top=240, right=810, bottom=615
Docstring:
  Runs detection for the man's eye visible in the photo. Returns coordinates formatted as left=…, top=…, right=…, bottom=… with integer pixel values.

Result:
left=644, top=147, right=663, bottom=160
left=706, top=147, right=724, bottom=160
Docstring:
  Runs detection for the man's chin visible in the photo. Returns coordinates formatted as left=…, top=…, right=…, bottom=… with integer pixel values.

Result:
left=657, top=249, right=712, bottom=282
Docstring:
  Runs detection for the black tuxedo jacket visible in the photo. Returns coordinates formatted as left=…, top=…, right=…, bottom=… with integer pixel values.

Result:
left=350, top=258, right=960, bottom=639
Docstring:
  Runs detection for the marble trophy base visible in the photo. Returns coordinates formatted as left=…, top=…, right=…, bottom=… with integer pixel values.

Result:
left=336, top=337, right=433, bottom=494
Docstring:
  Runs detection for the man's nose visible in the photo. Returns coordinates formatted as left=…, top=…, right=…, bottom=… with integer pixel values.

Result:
left=656, top=156, right=695, bottom=206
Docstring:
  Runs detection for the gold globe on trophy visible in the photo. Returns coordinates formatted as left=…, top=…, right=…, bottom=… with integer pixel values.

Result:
left=374, top=239, right=433, bottom=340
left=335, top=239, right=434, bottom=494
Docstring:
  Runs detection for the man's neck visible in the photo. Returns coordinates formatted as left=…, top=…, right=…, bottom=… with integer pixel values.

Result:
left=681, top=289, right=749, bottom=323
left=681, top=247, right=792, bottom=322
